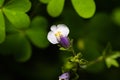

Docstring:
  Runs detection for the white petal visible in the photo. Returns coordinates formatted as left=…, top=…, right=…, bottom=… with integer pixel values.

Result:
left=57, top=24, right=69, bottom=36
left=50, top=25, right=57, bottom=32
left=47, top=31, right=59, bottom=44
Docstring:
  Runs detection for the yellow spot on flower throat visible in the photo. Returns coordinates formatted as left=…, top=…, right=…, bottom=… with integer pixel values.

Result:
left=55, top=31, right=62, bottom=37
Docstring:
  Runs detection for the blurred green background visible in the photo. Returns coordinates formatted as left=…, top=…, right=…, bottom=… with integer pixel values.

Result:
left=0, top=0, right=120, bottom=80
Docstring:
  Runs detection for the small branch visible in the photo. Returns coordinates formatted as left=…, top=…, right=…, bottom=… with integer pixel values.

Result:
left=84, top=56, right=104, bottom=68
left=70, top=46, right=76, bottom=56
left=69, top=39, right=76, bottom=56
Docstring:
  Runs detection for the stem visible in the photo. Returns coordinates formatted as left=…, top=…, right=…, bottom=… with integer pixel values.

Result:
left=69, top=39, right=76, bottom=56
left=70, top=46, right=76, bottom=56
left=86, top=56, right=104, bottom=68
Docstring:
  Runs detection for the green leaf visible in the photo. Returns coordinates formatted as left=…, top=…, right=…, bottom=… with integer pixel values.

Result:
left=70, top=53, right=82, bottom=63
left=39, top=0, right=51, bottom=4
left=5, top=17, right=18, bottom=34
left=0, top=33, right=31, bottom=62
left=105, top=58, right=119, bottom=68
left=0, top=34, right=17, bottom=55
left=103, top=44, right=120, bottom=68
left=110, top=52, right=120, bottom=59
left=3, top=8, right=30, bottom=29
left=103, top=43, right=112, bottom=56
left=71, top=0, right=96, bottom=18
left=47, top=0, right=65, bottom=17
left=79, top=59, right=88, bottom=65
left=105, top=52, right=120, bottom=68
left=103, top=43, right=120, bottom=68
left=4, top=0, right=31, bottom=12
left=112, top=8, right=120, bottom=26
left=14, top=35, right=31, bottom=62
left=62, top=61, right=77, bottom=72
left=0, top=0, right=4, bottom=7
left=0, top=10, right=5, bottom=43
left=26, top=16, right=49, bottom=48
left=59, top=47, right=67, bottom=51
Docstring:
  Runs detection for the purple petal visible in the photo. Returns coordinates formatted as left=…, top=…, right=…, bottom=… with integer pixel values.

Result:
left=59, top=36, right=70, bottom=48
left=59, top=72, right=70, bottom=80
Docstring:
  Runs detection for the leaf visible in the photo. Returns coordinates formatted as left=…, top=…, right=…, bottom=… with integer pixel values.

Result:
left=39, top=0, right=51, bottom=4
left=105, top=58, right=119, bottom=68
left=71, top=0, right=96, bottom=18
left=103, top=42, right=112, bottom=56
left=26, top=16, right=49, bottom=48
left=4, top=0, right=31, bottom=12
left=0, top=0, right=4, bottom=7
left=79, top=59, right=88, bottom=65
left=105, top=52, right=120, bottom=68
left=110, top=52, right=120, bottom=59
left=47, top=0, right=65, bottom=17
left=0, top=10, right=5, bottom=43
left=0, top=34, right=17, bottom=55
left=62, top=61, right=77, bottom=72
left=14, top=34, right=32, bottom=62
left=0, top=33, right=32, bottom=62
left=3, top=8, right=30, bottom=29
left=112, top=8, right=120, bottom=26
left=59, top=47, right=67, bottom=51
left=103, top=43, right=120, bottom=68
left=5, top=17, right=18, bottom=34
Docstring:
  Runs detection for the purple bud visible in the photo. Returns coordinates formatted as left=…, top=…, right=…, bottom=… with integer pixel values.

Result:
left=59, top=36, right=70, bottom=48
left=59, top=72, right=70, bottom=80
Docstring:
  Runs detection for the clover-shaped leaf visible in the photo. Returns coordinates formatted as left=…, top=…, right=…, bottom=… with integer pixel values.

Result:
left=0, top=0, right=4, bottom=7
left=2, top=0, right=31, bottom=29
left=0, top=33, right=32, bottom=62
left=0, top=10, right=5, bottom=43
left=5, top=17, right=18, bottom=34
left=3, top=0, right=31, bottom=12
left=3, top=9, right=30, bottom=29
left=47, top=0, right=65, bottom=17
left=13, top=34, right=31, bottom=62
left=26, top=16, right=49, bottom=48
left=40, top=0, right=96, bottom=18
left=39, top=0, right=51, bottom=4
left=0, top=0, right=31, bottom=43
left=71, top=0, right=96, bottom=18
left=112, top=8, right=120, bottom=26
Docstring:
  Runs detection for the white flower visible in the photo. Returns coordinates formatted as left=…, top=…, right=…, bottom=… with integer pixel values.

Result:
left=47, top=24, right=70, bottom=48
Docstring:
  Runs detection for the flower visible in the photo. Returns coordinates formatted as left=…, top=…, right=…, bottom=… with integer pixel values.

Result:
left=47, top=24, right=70, bottom=48
left=59, top=72, right=70, bottom=80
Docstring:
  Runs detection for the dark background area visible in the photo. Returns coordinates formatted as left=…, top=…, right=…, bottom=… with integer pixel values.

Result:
left=1, top=0, right=120, bottom=80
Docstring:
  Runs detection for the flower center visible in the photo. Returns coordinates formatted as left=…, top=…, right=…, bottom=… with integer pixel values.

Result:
left=55, top=31, right=62, bottom=38
left=55, top=31, right=61, bottom=37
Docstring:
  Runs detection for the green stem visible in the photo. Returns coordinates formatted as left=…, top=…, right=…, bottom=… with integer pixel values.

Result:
left=69, top=39, right=76, bottom=56
left=70, top=46, right=76, bottom=56
left=86, top=56, right=104, bottom=68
